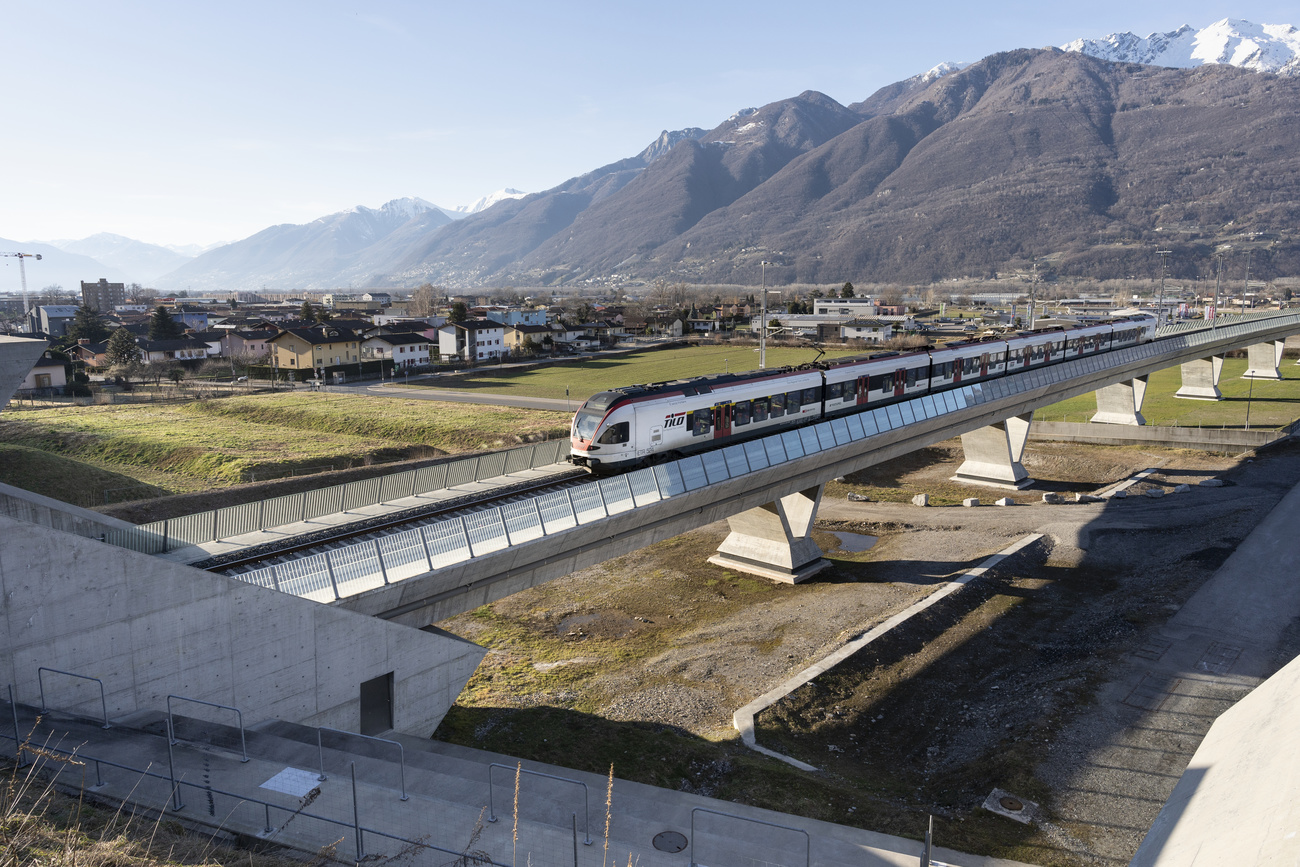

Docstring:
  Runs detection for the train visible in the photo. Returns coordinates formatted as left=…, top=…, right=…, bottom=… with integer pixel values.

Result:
left=569, top=315, right=1159, bottom=474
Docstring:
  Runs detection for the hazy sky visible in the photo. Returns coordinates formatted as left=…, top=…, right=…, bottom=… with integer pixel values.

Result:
left=4, top=1, right=1297, bottom=248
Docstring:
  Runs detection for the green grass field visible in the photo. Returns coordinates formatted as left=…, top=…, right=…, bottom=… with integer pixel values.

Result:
left=0, top=393, right=571, bottom=495
left=404, top=344, right=858, bottom=401
left=1039, top=357, right=1300, bottom=428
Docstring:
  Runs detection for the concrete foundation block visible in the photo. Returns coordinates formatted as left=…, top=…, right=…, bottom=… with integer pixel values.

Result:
left=962, top=498, right=980, bottom=507
left=1175, top=356, right=1225, bottom=401
left=710, top=485, right=830, bottom=584
left=1075, top=493, right=1104, bottom=503
left=912, top=493, right=929, bottom=507
left=952, top=412, right=1035, bottom=489
left=1042, top=492, right=1065, bottom=504
left=1243, top=340, right=1285, bottom=380
left=1199, top=479, right=1225, bottom=487
left=1110, top=490, right=1129, bottom=499
left=1091, top=376, right=1149, bottom=426
left=995, top=497, right=1014, bottom=506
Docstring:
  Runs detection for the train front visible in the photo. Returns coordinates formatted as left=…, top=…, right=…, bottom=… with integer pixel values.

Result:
left=569, top=390, right=635, bottom=473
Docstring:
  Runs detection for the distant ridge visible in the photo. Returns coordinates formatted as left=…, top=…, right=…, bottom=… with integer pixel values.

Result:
left=1063, top=18, right=1300, bottom=76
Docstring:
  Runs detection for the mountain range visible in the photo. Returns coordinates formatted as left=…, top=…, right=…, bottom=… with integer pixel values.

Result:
left=20, top=18, right=1300, bottom=294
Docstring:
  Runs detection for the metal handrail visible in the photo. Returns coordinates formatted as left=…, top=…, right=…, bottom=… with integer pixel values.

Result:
left=166, top=694, right=249, bottom=762
left=317, top=726, right=408, bottom=800
left=0, top=723, right=511, bottom=867
left=690, top=806, right=810, bottom=867
left=37, top=667, right=110, bottom=729
left=487, top=762, right=593, bottom=845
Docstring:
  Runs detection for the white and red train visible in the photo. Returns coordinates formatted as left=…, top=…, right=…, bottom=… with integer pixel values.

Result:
left=569, top=316, right=1157, bottom=473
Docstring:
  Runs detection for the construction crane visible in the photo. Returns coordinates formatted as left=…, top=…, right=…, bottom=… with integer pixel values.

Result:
left=1, top=252, right=43, bottom=316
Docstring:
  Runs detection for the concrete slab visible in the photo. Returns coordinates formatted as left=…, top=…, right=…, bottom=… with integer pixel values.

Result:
left=0, top=334, right=47, bottom=410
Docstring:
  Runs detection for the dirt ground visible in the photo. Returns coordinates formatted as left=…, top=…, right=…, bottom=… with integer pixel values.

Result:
left=434, top=437, right=1300, bottom=865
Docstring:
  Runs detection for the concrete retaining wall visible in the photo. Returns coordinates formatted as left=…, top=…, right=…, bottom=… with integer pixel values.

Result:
left=0, top=515, right=485, bottom=735
left=0, top=482, right=144, bottom=540
left=1030, top=420, right=1286, bottom=451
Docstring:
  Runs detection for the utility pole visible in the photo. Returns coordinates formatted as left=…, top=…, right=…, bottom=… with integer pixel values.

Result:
left=1, top=252, right=43, bottom=317
left=1242, top=250, right=1252, bottom=314
left=759, top=261, right=771, bottom=369
left=1028, top=261, right=1038, bottom=330
left=1156, top=249, right=1172, bottom=326
left=1213, top=251, right=1225, bottom=328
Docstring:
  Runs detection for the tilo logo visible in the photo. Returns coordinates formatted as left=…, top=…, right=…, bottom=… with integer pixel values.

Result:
left=664, top=412, right=686, bottom=428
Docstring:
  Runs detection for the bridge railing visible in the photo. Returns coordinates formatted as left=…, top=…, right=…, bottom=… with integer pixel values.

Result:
left=99, top=438, right=570, bottom=555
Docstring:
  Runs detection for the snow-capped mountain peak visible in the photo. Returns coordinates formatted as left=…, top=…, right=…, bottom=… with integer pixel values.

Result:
left=1062, top=18, right=1300, bottom=76
left=440, top=189, right=529, bottom=220
left=920, top=61, right=967, bottom=83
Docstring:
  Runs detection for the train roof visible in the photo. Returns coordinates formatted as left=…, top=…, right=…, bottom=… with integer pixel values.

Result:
left=581, top=365, right=821, bottom=411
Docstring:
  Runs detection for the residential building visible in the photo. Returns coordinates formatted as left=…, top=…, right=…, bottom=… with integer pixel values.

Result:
left=17, top=352, right=67, bottom=394
left=69, top=339, right=111, bottom=367
left=137, top=336, right=212, bottom=363
left=268, top=324, right=363, bottom=375
left=435, top=319, right=506, bottom=361
left=504, top=323, right=552, bottom=354
left=363, top=332, right=431, bottom=369
left=27, top=305, right=79, bottom=338
left=81, top=279, right=127, bottom=312
left=484, top=307, right=548, bottom=327
left=838, top=319, right=895, bottom=343
left=221, top=329, right=277, bottom=360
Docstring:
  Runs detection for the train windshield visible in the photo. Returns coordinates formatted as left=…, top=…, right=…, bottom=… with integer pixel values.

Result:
left=573, top=410, right=603, bottom=440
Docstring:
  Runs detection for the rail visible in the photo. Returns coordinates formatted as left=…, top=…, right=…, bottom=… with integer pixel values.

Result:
left=690, top=806, right=810, bottom=867
left=37, top=667, right=110, bottom=729
left=317, top=726, right=409, bottom=800
left=487, top=762, right=593, bottom=845
left=166, top=694, right=249, bottom=762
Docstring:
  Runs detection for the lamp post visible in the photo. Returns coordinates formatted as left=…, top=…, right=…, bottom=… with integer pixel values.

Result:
left=1157, top=249, right=1172, bottom=326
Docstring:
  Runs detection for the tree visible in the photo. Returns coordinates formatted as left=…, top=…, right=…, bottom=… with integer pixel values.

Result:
left=105, top=328, right=140, bottom=365
left=148, top=306, right=184, bottom=340
left=67, top=306, right=110, bottom=343
left=449, top=301, right=470, bottom=323
left=408, top=283, right=441, bottom=317
left=300, top=300, right=317, bottom=322
left=841, top=282, right=855, bottom=298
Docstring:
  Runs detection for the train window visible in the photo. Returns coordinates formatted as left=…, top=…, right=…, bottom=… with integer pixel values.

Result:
left=735, top=400, right=752, bottom=426
left=753, top=397, right=769, bottom=422
left=573, top=410, right=602, bottom=440
left=691, top=408, right=712, bottom=436
left=597, top=422, right=629, bottom=444
left=827, top=382, right=842, bottom=401
left=787, top=391, right=802, bottom=412
left=906, top=368, right=920, bottom=387
left=870, top=373, right=891, bottom=393
left=803, top=388, right=818, bottom=405
left=770, top=393, right=786, bottom=418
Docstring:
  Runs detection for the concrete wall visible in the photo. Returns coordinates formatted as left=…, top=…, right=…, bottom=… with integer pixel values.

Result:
left=1130, top=650, right=1300, bottom=866
left=0, top=335, right=47, bottom=411
left=0, top=482, right=144, bottom=540
left=0, top=515, right=485, bottom=735
left=1031, top=420, right=1286, bottom=451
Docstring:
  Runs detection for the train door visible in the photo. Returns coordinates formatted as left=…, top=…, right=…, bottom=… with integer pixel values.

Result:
left=894, top=368, right=907, bottom=397
left=952, top=360, right=962, bottom=385
left=856, top=375, right=869, bottom=406
left=712, top=403, right=732, bottom=440
left=980, top=353, right=989, bottom=377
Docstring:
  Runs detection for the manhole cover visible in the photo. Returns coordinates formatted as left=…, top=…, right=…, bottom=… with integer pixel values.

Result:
left=653, top=831, right=688, bottom=853
left=999, top=796, right=1024, bottom=811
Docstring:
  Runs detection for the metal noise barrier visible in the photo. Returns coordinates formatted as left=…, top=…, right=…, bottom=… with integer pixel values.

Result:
left=111, top=437, right=567, bottom=554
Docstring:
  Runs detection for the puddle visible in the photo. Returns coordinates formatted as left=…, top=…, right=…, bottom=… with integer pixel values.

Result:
left=831, top=532, right=878, bottom=553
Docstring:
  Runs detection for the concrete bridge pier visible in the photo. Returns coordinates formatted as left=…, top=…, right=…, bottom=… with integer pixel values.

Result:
left=1243, top=340, right=1285, bottom=380
left=951, top=412, right=1035, bottom=489
left=1091, top=376, right=1149, bottom=426
left=1174, top=356, right=1224, bottom=400
left=708, top=485, right=831, bottom=584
